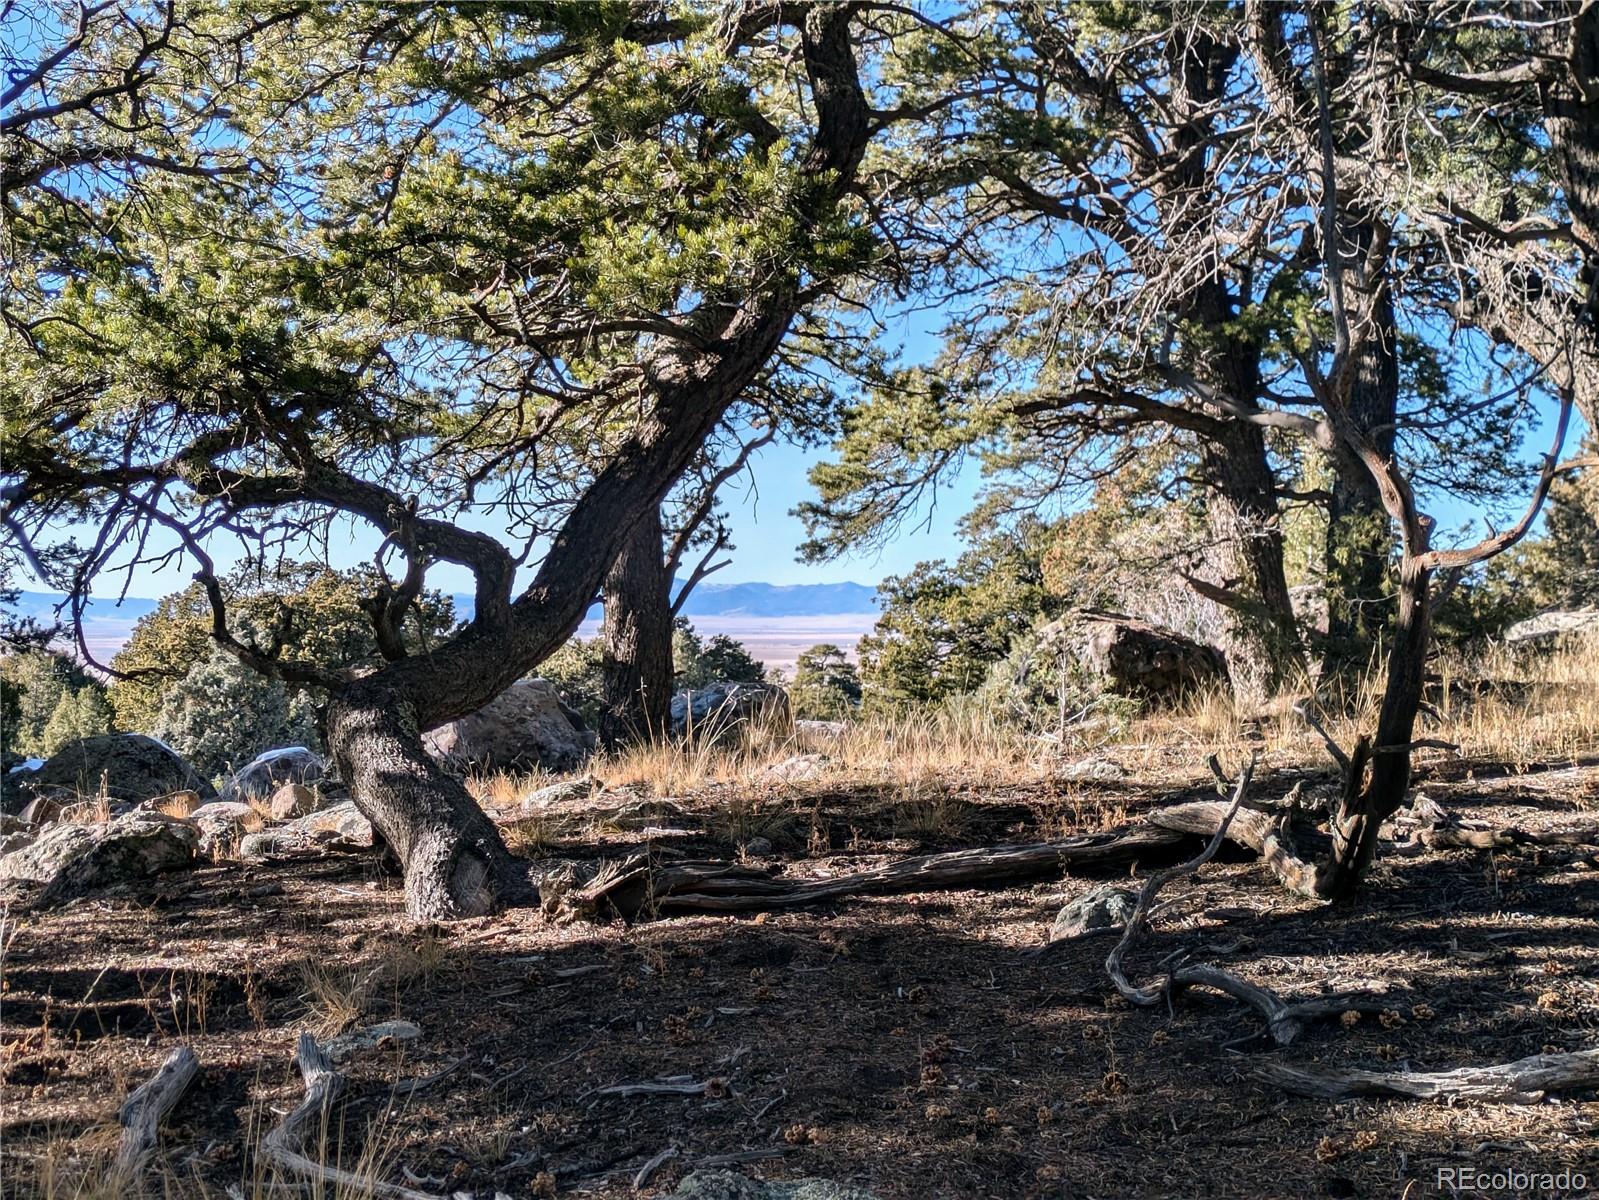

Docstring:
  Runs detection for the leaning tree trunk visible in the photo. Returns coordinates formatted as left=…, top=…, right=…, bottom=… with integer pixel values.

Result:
left=326, top=687, right=534, bottom=920
left=1323, top=213, right=1399, bottom=674
left=599, top=506, right=675, bottom=748
left=1314, top=555, right=1432, bottom=899
left=1197, top=419, right=1304, bottom=705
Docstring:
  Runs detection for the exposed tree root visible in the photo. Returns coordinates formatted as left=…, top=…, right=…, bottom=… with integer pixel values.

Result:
left=1256, top=1047, right=1599, bottom=1103
left=261, top=1032, right=439, bottom=1200
left=111, top=1046, right=199, bottom=1191
left=1107, top=757, right=1391, bottom=1047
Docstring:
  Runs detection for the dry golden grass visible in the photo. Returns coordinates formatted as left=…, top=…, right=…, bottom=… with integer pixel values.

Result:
left=459, top=638, right=1598, bottom=812
left=465, top=767, right=555, bottom=815
left=152, top=791, right=201, bottom=819
left=9, top=1099, right=410, bottom=1200
left=296, top=930, right=460, bottom=1037
left=1118, top=634, right=1599, bottom=779
left=296, top=959, right=373, bottom=1037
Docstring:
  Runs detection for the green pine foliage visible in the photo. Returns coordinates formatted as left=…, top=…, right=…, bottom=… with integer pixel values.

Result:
left=790, top=644, right=863, bottom=720
left=151, top=646, right=319, bottom=781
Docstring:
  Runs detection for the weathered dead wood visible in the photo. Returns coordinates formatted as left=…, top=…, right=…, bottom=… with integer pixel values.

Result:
left=1149, top=799, right=1326, bottom=898
left=110, top=1045, right=199, bottom=1189
left=262, top=1032, right=439, bottom=1200
left=633, top=1145, right=679, bottom=1189
left=1399, top=796, right=1599, bottom=852
left=390, top=1056, right=464, bottom=1097
left=570, top=826, right=1194, bottom=918
left=1108, top=757, right=1388, bottom=1046
left=1256, top=1047, right=1599, bottom=1103
left=580, top=1076, right=728, bottom=1102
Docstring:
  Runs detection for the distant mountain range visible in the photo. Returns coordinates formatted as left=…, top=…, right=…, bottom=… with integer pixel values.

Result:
left=12, top=579, right=880, bottom=659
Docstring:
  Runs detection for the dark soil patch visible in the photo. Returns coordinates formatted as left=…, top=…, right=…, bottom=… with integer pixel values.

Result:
left=3, top=761, right=1598, bottom=1199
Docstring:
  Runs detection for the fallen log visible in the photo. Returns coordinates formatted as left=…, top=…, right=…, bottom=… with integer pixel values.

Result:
left=110, top=1045, right=199, bottom=1190
left=1256, top=1047, right=1599, bottom=1103
left=1149, top=799, right=1326, bottom=898
left=568, top=825, right=1194, bottom=918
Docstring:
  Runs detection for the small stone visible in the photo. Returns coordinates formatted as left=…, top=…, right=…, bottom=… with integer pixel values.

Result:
left=268, top=782, right=317, bottom=821
left=1059, top=759, right=1128, bottom=782
left=758, top=754, right=829, bottom=784
left=518, top=778, right=602, bottom=810
left=742, top=836, right=774, bottom=857
left=290, top=799, right=373, bottom=848
left=238, top=829, right=320, bottom=863
left=321, top=1020, right=422, bottom=1062
left=1050, top=884, right=1138, bottom=942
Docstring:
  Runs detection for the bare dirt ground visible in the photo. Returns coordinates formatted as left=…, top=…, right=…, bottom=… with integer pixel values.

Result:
left=4, top=754, right=1599, bottom=1200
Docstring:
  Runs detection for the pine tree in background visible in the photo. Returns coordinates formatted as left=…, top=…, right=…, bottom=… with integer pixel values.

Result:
left=39, top=684, right=114, bottom=756
left=791, top=645, right=863, bottom=720
left=152, top=647, right=317, bottom=781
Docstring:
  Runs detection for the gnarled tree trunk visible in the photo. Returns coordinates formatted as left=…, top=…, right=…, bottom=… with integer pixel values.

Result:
left=600, top=506, right=674, bottom=748
left=314, top=2, right=873, bottom=921
left=326, top=686, right=534, bottom=919
left=1313, top=555, right=1432, bottom=898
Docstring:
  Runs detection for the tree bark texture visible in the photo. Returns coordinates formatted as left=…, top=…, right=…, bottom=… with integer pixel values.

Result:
left=327, top=689, right=535, bottom=919
left=600, top=505, right=674, bottom=747
left=1323, top=213, right=1399, bottom=670
left=1316, top=557, right=1432, bottom=899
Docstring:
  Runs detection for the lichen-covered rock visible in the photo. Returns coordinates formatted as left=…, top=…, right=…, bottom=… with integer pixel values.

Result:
left=1059, top=758, right=1128, bottom=783
left=1050, top=884, right=1138, bottom=942
left=518, top=777, right=604, bottom=810
left=221, top=746, right=324, bottom=803
left=669, top=1172, right=882, bottom=1200
left=237, top=829, right=317, bottom=862
left=0, top=811, right=198, bottom=905
left=795, top=719, right=848, bottom=740
left=1505, top=609, right=1599, bottom=644
left=236, top=799, right=374, bottom=862
left=423, top=679, right=596, bottom=774
left=290, top=799, right=373, bottom=848
left=187, top=801, right=259, bottom=856
left=1068, top=612, right=1229, bottom=705
left=758, top=753, right=829, bottom=784
left=4, top=734, right=214, bottom=816
left=670, top=681, right=792, bottom=741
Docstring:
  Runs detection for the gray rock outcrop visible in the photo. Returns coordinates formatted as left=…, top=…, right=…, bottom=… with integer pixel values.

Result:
left=1063, top=612, right=1229, bottom=705
left=423, top=678, right=596, bottom=774
left=3, top=734, right=214, bottom=816
left=670, top=681, right=791, bottom=741
left=1505, top=609, right=1599, bottom=645
left=0, top=810, right=198, bottom=904
left=221, top=746, right=324, bottom=803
